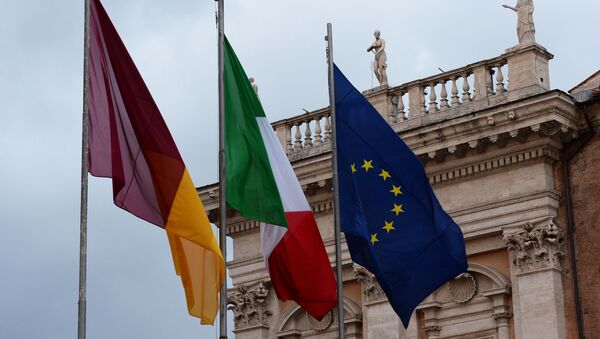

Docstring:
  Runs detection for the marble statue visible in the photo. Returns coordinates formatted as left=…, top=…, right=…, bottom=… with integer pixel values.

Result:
left=503, top=0, right=536, bottom=45
left=367, top=30, right=388, bottom=86
left=249, top=77, right=258, bottom=95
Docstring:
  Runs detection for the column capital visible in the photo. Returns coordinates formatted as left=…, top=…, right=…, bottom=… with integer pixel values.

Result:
left=503, top=220, right=564, bottom=274
left=227, top=281, right=273, bottom=331
left=353, top=264, right=387, bottom=303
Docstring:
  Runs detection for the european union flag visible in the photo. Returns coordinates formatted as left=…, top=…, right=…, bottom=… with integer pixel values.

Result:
left=334, top=65, right=468, bottom=327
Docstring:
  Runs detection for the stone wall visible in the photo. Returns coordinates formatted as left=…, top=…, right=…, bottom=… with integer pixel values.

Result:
left=554, top=100, right=600, bottom=339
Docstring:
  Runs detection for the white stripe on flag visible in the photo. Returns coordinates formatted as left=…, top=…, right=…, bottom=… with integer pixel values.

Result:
left=256, top=117, right=311, bottom=263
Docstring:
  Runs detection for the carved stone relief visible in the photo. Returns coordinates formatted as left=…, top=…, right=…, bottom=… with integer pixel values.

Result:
left=353, top=264, right=387, bottom=303
left=227, top=281, right=272, bottom=330
left=305, top=310, right=333, bottom=331
left=447, top=272, right=477, bottom=304
left=503, top=220, right=564, bottom=273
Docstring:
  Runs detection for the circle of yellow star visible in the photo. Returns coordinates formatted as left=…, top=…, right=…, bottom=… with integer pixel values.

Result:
left=361, top=160, right=374, bottom=172
left=382, top=221, right=395, bottom=233
left=390, top=185, right=403, bottom=196
left=351, top=163, right=357, bottom=173
left=370, top=233, right=379, bottom=245
left=391, top=203, right=405, bottom=216
left=379, top=169, right=391, bottom=181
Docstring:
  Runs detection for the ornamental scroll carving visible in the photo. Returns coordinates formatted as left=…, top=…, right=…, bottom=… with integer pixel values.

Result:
left=227, top=281, right=272, bottom=329
left=353, top=264, right=386, bottom=303
left=503, top=221, right=564, bottom=273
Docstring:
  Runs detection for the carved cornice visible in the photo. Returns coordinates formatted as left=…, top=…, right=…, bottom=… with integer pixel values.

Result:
left=427, top=145, right=559, bottom=185
left=227, top=281, right=272, bottom=330
left=503, top=220, right=565, bottom=273
left=353, top=264, right=387, bottom=303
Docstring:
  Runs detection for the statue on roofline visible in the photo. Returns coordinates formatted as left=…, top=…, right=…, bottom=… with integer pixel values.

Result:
left=367, top=30, right=388, bottom=86
left=503, top=0, right=536, bottom=45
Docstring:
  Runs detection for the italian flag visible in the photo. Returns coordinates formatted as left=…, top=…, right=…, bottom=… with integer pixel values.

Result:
left=224, top=37, right=337, bottom=319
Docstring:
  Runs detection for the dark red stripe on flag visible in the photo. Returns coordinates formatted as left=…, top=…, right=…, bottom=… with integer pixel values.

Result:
left=268, top=211, right=337, bottom=320
left=88, top=0, right=185, bottom=226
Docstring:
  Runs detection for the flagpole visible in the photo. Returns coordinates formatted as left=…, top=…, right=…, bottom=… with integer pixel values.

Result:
left=78, top=0, right=91, bottom=338
left=326, top=23, right=345, bottom=339
left=216, top=0, right=228, bottom=338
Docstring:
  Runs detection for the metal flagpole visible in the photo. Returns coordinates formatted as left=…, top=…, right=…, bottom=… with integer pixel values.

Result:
left=216, top=0, right=228, bottom=338
left=78, top=0, right=91, bottom=338
left=326, top=23, right=345, bottom=339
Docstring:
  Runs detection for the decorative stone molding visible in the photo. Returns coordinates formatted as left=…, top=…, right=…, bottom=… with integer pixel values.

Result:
left=273, top=298, right=363, bottom=337
left=305, top=311, right=333, bottom=331
left=503, top=220, right=564, bottom=273
left=447, top=272, right=477, bottom=304
left=227, top=281, right=272, bottom=330
left=353, top=264, right=386, bottom=303
left=423, top=325, right=442, bottom=337
left=428, top=146, right=560, bottom=185
left=492, top=312, right=512, bottom=320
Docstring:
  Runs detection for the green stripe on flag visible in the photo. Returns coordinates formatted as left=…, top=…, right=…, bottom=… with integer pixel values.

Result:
left=224, top=36, right=287, bottom=227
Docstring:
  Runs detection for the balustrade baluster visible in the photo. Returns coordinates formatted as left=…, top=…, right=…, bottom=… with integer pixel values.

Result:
left=451, top=78, right=460, bottom=105
left=294, top=123, right=302, bottom=150
left=428, top=83, right=438, bottom=113
left=421, top=87, right=427, bottom=114
left=304, top=121, right=313, bottom=148
left=398, top=94, right=406, bottom=120
left=439, top=81, right=449, bottom=110
left=462, top=74, right=472, bottom=102
left=286, top=124, right=293, bottom=153
left=324, top=115, right=331, bottom=142
left=496, top=65, right=506, bottom=93
left=313, top=117, right=323, bottom=146
left=389, top=96, right=399, bottom=123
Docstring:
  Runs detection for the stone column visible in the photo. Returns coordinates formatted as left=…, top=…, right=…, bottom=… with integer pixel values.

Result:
left=353, top=265, right=419, bottom=339
left=227, top=281, right=273, bottom=339
left=492, top=313, right=512, bottom=339
left=484, top=283, right=512, bottom=339
left=354, top=265, right=399, bottom=339
left=418, top=299, right=442, bottom=339
left=504, top=220, right=566, bottom=339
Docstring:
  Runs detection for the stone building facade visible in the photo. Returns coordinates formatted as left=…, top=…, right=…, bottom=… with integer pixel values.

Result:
left=199, top=41, right=600, bottom=338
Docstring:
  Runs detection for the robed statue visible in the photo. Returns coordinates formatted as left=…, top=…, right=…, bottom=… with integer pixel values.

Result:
left=367, top=30, right=388, bottom=86
left=503, top=0, right=536, bottom=45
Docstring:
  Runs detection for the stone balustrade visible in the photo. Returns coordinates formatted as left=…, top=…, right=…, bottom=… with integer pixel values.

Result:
left=272, top=107, right=332, bottom=158
left=271, top=44, right=554, bottom=160
left=388, top=55, right=508, bottom=122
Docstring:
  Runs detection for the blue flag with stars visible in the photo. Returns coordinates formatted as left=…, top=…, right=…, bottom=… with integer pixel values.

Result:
left=334, top=64, right=468, bottom=327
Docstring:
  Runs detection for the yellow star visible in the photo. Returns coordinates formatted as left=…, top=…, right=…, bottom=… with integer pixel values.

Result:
left=361, top=160, right=374, bottom=172
left=351, top=163, right=357, bottom=173
left=391, top=203, right=405, bottom=216
left=382, top=221, right=395, bottom=233
left=390, top=185, right=403, bottom=196
left=379, top=169, right=391, bottom=181
left=370, top=233, right=379, bottom=245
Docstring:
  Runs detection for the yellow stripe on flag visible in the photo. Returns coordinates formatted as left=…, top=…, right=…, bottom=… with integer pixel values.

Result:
left=166, top=169, right=224, bottom=324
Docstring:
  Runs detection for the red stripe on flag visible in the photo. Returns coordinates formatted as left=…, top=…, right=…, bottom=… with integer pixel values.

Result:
left=268, top=211, right=337, bottom=320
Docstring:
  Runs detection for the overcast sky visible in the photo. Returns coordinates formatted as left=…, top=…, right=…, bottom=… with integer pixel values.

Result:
left=1, top=0, right=598, bottom=338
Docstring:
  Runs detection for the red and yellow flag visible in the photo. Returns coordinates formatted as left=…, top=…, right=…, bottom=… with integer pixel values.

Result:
left=87, top=0, right=224, bottom=324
